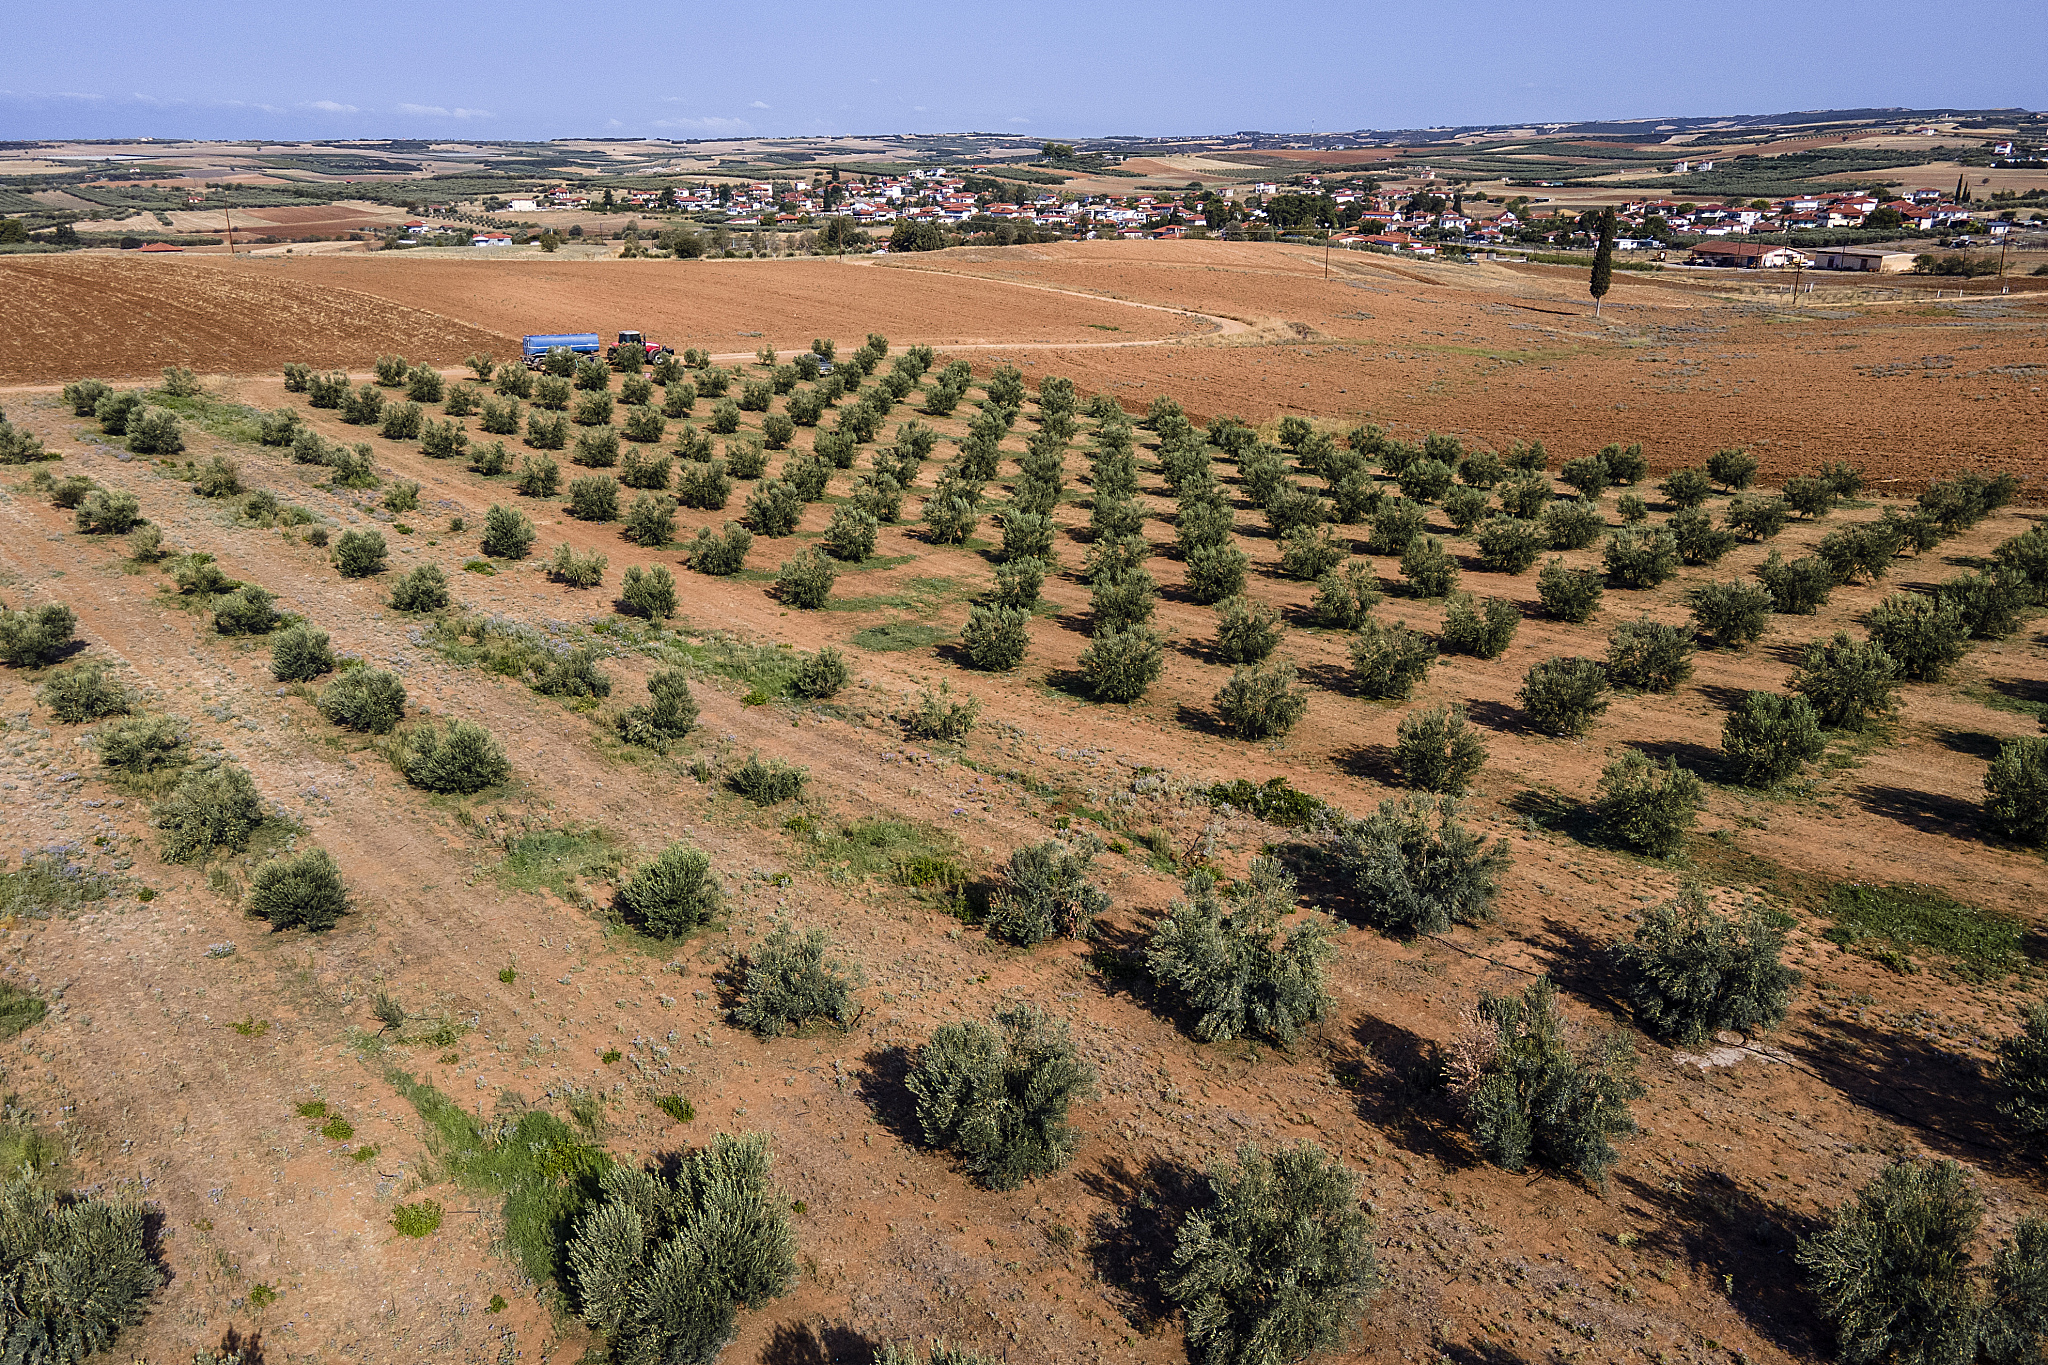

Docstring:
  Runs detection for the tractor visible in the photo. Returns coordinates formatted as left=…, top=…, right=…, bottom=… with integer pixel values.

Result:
left=606, top=331, right=675, bottom=367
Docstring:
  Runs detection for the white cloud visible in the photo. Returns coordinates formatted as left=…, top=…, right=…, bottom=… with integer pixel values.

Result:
left=651, top=116, right=753, bottom=134
left=307, top=100, right=358, bottom=114
left=748, top=100, right=770, bottom=109
left=396, top=103, right=491, bottom=119
left=1007, top=116, right=1030, bottom=124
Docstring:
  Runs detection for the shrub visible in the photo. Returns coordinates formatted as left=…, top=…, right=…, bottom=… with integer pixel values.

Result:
left=1536, top=557, right=1603, bottom=623
left=63, top=377, right=112, bottom=415
left=1213, top=595, right=1281, bottom=664
left=331, top=529, right=387, bottom=578
left=1597, top=441, right=1647, bottom=486
left=709, top=398, right=742, bottom=434
left=1214, top=659, right=1308, bottom=740
left=212, top=586, right=280, bottom=636
left=1606, top=618, right=1694, bottom=692
left=1541, top=498, right=1605, bottom=551
left=1660, top=466, right=1712, bottom=508
left=1399, top=535, right=1458, bottom=598
left=725, top=436, right=767, bottom=480
left=1146, top=857, right=1331, bottom=1044
left=1817, top=520, right=1903, bottom=585
left=154, top=761, right=265, bottom=861
left=1166, top=1141, right=1377, bottom=1365
left=1474, top=516, right=1545, bottom=575
left=1452, top=977, right=1642, bottom=1187
left=990, top=839, right=1111, bottom=947
left=614, top=667, right=698, bottom=749
left=1595, top=750, right=1703, bottom=856
left=1397, top=456, right=1455, bottom=503
left=1707, top=447, right=1758, bottom=491
left=572, top=426, right=621, bottom=471
left=783, top=453, right=831, bottom=502
left=1726, top=495, right=1790, bottom=542
left=526, top=410, right=569, bottom=450
left=542, top=544, right=605, bottom=589
left=1349, top=617, right=1436, bottom=700
left=373, top=354, right=409, bottom=386
left=1519, top=656, right=1610, bottom=736
left=774, top=548, right=837, bottom=609
left=1325, top=793, right=1510, bottom=934
left=1686, top=580, right=1772, bottom=649
left=1984, top=737, right=2048, bottom=844
left=378, top=400, right=423, bottom=442
left=1443, top=485, right=1491, bottom=532
left=95, top=390, right=143, bottom=434
left=791, top=647, right=850, bottom=699
left=566, top=1134, right=793, bottom=1364
left=730, top=753, right=807, bottom=805
left=38, top=662, right=129, bottom=723
left=515, top=453, right=562, bottom=497
left=1602, top=527, right=1679, bottom=588
left=1307, top=562, right=1382, bottom=629
left=566, top=475, right=619, bottom=521
left=1670, top=506, right=1736, bottom=566
left=1440, top=593, right=1518, bottom=660
left=1791, top=632, right=1899, bottom=730
left=319, top=669, right=406, bottom=734
left=822, top=504, right=879, bottom=562
left=1091, top=567, right=1158, bottom=631
left=481, top=504, right=536, bottom=559
left=573, top=357, right=610, bottom=392
left=1995, top=998, right=2048, bottom=1148
left=1722, top=691, right=1826, bottom=787
left=257, top=406, right=301, bottom=447
left=743, top=479, right=804, bottom=536
left=908, top=1004, right=1095, bottom=1189
left=1797, top=1159, right=2047, bottom=1365
left=1783, top=474, right=1836, bottom=520
left=1185, top=542, right=1250, bottom=604
left=383, top=479, right=421, bottom=513
left=997, top=509, right=1056, bottom=564
left=0, top=1177, right=165, bottom=1360
left=1558, top=455, right=1608, bottom=499
left=688, top=523, right=753, bottom=575
left=127, top=407, right=184, bottom=456
left=1936, top=569, right=2028, bottom=640
left=1865, top=592, right=1969, bottom=682
left=533, top=647, right=610, bottom=698
left=994, top=557, right=1046, bottom=611
left=246, top=847, right=349, bottom=932
left=94, top=713, right=187, bottom=775
left=1617, top=884, right=1799, bottom=1042
left=1367, top=498, right=1427, bottom=556
left=1459, top=449, right=1506, bottom=488
left=1395, top=703, right=1487, bottom=794
left=50, top=475, right=95, bottom=511
left=271, top=625, right=336, bottom=682
left=617, top=564, right=678, bottom=622
left=906, top=682, right=981, bottom=740
left=192, top=455, right=240, bottom=498
left=960, top=604, right=1030, bottom=671
left=622, top=491, right=676, bottom=548
left=730, top=927, right=855, bottom=1037
left=400, top=719, right=510, bottom=793
left=1496, top=473, right=1551, bottom=520
left=1078, top=625, right=1163, bottom=702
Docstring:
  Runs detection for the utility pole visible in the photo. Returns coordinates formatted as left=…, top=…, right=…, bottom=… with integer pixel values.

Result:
left=1998, top=233, right=2010, bottom=294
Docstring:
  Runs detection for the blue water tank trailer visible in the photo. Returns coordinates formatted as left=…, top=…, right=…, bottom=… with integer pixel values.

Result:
left=521, top=333, right=602, bottom=368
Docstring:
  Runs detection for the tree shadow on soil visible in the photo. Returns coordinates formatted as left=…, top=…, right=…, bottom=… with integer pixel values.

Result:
left=1086, top=920, right=1161, bottom=1009
left=1695, top=682, right=1757, bottom=712
left=1613, top=1167, right=1823, bottom=1360
left=855, top=1046, right=923, bottom=1147
left=1080, top=1153, right=1206, bottom=1333
left=1440, top=1341, right=1531, bottom=1365
left=1934, top=728, right=2005, bottom=761
left=1333, top=742, right=1401, bottom=787
left=1851, top=784, right=1984, bottom=840
left=1631, top=736, right=1733, bottom=783
left=759, top=1321, right=881, bottom=1365
left=1985, top=675, right=2048, bottom=710
left=1172, top=703, right=1238, bottom=742
left=1464, top=699, right=1529, bottom=736
left=1529, top=916, right=1631, bottom=1017
left=1340, top=1013, right=1473, bottom=1169
left=1295, top=659, right=1355, bottom=697
left=1778, top=1016, right=2016, bottom=1172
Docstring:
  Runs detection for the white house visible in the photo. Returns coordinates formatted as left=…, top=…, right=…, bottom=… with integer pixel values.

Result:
left=507, top=199, right=538, bottom=212
left=472, top=234, right=513, bottom=247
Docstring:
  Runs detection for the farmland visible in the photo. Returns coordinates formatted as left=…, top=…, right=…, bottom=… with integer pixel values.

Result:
left=0, top=240, right=2044, bottom=1365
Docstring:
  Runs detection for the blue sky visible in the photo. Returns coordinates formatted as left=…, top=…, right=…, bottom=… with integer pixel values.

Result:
left=5, top=0, right=2043, bottom=141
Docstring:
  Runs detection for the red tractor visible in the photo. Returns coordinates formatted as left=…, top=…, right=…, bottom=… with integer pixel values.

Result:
left=605, top=331, right=674, bottom=367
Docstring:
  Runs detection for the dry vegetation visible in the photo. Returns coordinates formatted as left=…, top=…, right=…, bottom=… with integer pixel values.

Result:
left=0, top=241, right=2044, bottom=1365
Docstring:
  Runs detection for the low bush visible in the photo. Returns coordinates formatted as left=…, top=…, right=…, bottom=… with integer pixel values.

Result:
left=993, top=557, right=1046, bottom=610
left=1080, top=626, right=1165, bottom=702
left=1687, top=580, right=1772, bottom=648
left=1754, top=550, right=1833, bottom=615
left=1214, top=595, right=1281, bottom=664
left=1606, top=618, right=1694, bottom=692
left=547, top=545, right=608, bottom=589
left=246, top=847, right=349, bottom=932
left=399, top=719, right=510, bottom=793
left=907, top=1004, right=1095, bottom=1189
left=63, top=377, right=112, bottom=415
left=1707, top=447, right=1758, bottom=491
left=618, top=564, right=677, bottom=621
left=1452, top=977, right=1642, bottom=1187
left=154, top=761, right=265, bottom=862
left=1536, top=557, right=1603, bottom=623
left=1399, top=535, right=1458, bottom=598
left=383, top=479, right=421, bottom=513
left=171, top=553, right=233, bottom=597
left=1307, top=561, right=1382, bottom=628
left=192, top=455, right=240, bottom=497
left=1727, top=495, right=1790, bottom=542
left=1984, top=737, right=2048, bottom=845
left=1349, top=617, right=1436, bottom=700
left=332, top=529, right=387, bottom=578
left=623, top=491, right=676, bottom=547
left=1597, top=441, right=1647, bottom=486
left=95, top=390, right=143, bottom=434
left=1279, top=525, right=1346, bottom=582
left=730, top=927, right=856, bottom=1037
left=1184, top=542, right=1250, bottom=604
left=270, top=624, right=336, bottom=682
left=1166, top=1141, right=1378, bottom=1365
left=990, top=838, right=1111, bottom=947
left=1722, top=691, right=1826, bottom=787
left=725, top=436, right=767, bottom=480
left=1817, top=519, right=1903, bottom=584
left=906, top=682, right=980, bottom=741
left=1091, top=567, right=1158, bottom=631
left=75, top=488, right=141, bottom=534
left=1439, top=593, right=1519, bottom=659
left=1558, top=455, right=1608, bottom=499
left=1368, top=498, right=1428, bottom=556
left=615, top=668, right=698, bottom=750
left=1995, top=997, right=2048, bottom=1149
left=1475, top=516, right=1546, bottom=574
left=515, top=453, right=562, bottom=497
left=1394, top=703, right=1487, bottom=794
left=1214, top=659, right=1309, bottom=740
left=36, top=661, right=128, bottom=723
left=1783, top=474, right=1837, bottom=520
left=0, top=1177, right=165, bottom=1360
left=1790, top=632, right=1899, bottom=730
left=126, top=407, right=184, bottom=456
left=743, top=479, right=804, bottom=536
left=774, top=548, right=838, bottom=609
left=566, top=1133, right=794, bottom=1363
left=1936, top=569, right=2029, bottom=640
left=319, top=668, right=406, bottom=734
left=379, top=401, right=423, bottom=442
left=688, top=523, right=753, bottom=575
left=212, top=586, right=280, bottom=636
left=1145, top=857, right=1331, bottom=1044
left=792, top=647, right=850, bottom=699
left=1595, top=750, right=1703, bottom=856
left=533, top=647, right=610, bottom=698
left=1496, top=473, right=1551, bottom=521
left=621, top=446, right=674, bottom=491
left=1541, top=498, right=1605, bottom=552
left=1858, top=594, right=1968, bottom=686
left=1670, top=506, right=1737, bottom=566
left=1602, top=527, right=1679, bottom=588
left=1325, top=793, right=1510, bottom=934
left=1617, top=884, right=1799, bottom=1042
left=571, top=426, right=620, bottom=468
left=1519, top=656, right=1610, bottom=737
left=565, top=475, right=619, bottom=522
left=960, top=604, right=1030, bottom=671
left=823, top=504, right=879, bottom=562
left=1443, top=484, right=1491, bottom=532
left=525, top=410, right=569, bottom=450
left=730, top=753, right=807, bottom=805
left=481, top=504, right=536, bottom=559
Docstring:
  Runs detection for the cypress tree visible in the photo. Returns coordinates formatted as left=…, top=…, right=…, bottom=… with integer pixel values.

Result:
left=1590, top=206, right=1617, bottom=318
